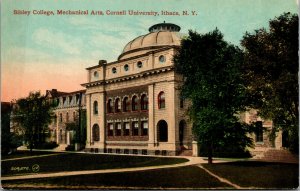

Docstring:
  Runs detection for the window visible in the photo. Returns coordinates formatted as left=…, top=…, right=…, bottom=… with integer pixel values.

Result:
left=112, top=67, right=117, bottom=74
left=158, top=120, right=168, bottom=142
left=123, top=122, right=130, bottom=136
left=123, top=97, right=130, bottom=112
left=141, top=94, right=148, bottom=110
left=108, top=123, right=114, bottom=136
left=132, top=96, right=138, bottom=111
left=59, top=113, right=63, bottom=123
left=116, top=123, right=121, bottom=136
left=60, top=129, right=63, bottom=142
left=132, top=121, right=139, bottom=136
left=94, top=71, right=99, bottom=78
left=158, top=92, right=165, bottom=109
left=63, top=97, right=66, bottom=105
left=66, top=112, right=69, bottom=122
left=69, top=96, right=73, bottom=104
left=124, top=64, right=129, bottom=71
left=255, top=121, right=263, bottom=142
left=73, top=111, right=76, bottom=121
left=54, top=114, right=57, bottom=124
left=92, top=124, right=100, bottom=142
left=107, top=99, right=113, bottom=113
left=141, top=121, right=148, bottom=136
left=93, top=101, right=98, bottom=114
left=159, top=55, right=166, bottom=63
left=180, top=98, right=184, bottom=108
left=137, top=61, right=143, bottom=68
left=115, top=98, right=121, bottom=112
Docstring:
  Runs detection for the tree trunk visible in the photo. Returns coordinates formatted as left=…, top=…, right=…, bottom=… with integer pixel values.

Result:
left=208, top=143, right=213, bottom=164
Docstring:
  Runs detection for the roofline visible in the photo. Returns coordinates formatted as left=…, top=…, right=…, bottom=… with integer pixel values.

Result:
left=85, top=45, right=179, bottom=70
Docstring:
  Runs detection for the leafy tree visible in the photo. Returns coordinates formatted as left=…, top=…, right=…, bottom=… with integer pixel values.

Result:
left=1, top=102, right=22, bottom=155
left=241, top=12, right=298, bottom=153
left=174, top=29, right=253, bottom=163
left=13, top=91, right=56, bottom=153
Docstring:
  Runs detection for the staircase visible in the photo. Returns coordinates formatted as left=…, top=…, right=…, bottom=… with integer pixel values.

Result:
left=254, top=149, right=299, bottom=163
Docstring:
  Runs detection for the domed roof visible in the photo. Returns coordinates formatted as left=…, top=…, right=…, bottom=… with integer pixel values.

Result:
left=118, top=22, right=182, bottom=60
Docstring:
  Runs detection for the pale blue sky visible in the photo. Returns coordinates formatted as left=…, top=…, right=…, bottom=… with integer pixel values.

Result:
left=1, top=0, right=298, bottom=101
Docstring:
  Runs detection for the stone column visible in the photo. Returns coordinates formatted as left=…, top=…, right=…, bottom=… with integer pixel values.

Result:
left=148, top=84, right=155, bottom=150
left=192, top=141, right=199, bottom=157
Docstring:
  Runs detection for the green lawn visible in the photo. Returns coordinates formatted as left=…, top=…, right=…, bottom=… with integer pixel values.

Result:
left=1, top=150, right=59, bottom=160
left=2, top=166, right=231, bottom=189
left=203, top=161, right=299, bottom=189
left=2, top=152, right=188, bottom=176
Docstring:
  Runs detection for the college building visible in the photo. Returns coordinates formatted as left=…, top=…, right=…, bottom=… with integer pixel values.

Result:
left=44, top=23, right=288, bottom=157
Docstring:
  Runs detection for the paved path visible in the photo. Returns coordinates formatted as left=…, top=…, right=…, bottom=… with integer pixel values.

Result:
left=2, top=156, right=207, bottom=181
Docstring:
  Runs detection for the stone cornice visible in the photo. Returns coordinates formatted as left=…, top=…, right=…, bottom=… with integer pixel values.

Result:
left=81, top=66, right=174, bottom=88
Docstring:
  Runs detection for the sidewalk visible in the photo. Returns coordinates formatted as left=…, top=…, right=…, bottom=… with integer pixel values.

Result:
left=2, top=156, right=206, bottom=181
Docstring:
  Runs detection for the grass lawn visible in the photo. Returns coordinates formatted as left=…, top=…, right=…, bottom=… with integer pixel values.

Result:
left=203, top=161, right=299, bottom=189
left=1, top=150, right=59, bottom=160
left=2, top=152, right=188, bottom=176
left=2, top=166, right=232, bottom=189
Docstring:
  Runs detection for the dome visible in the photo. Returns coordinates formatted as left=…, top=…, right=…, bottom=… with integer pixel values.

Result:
left=118, top=23, right=182, bottom=60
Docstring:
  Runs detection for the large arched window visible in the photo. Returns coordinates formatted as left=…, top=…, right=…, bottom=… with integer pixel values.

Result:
left=123, top=97, right=130, bottom=112
left=107, top=99, right=113, bottom=113
left=92, top=124, right=100, bottom=142
left=157, top=120, right=168, bottom=142
left=132, top=96, right=138, bottom=111
left=115, top=98, right=121, bottom=112
left=93, top=101, right=98, bottom=114
left=66, top=112, right=69, bottom=122
left=158, top=92, right=165, bottom=109
left=141, top=94, right=148, bottom=110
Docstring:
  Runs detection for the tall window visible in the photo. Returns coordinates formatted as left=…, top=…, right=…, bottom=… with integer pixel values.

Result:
left=141, top=94, right=148, bottom=110
left=158, top=92, right=165, bottom=109
left=73, top=112, right=76, bottom=121
left=255, top=121, right=263, bottom=142
left=132, top=121, right=139, bottom=136
left=132, top=96, right=138, bottom=111
left=92, top=124, right=100, bottom=142
left=180, top=98, right=184, bottom=108
left=123, top=97, right=130, bottom=112
left=115, top=98, right=121, bottom=112
left=107, top=99, right=113, bottom=113
left=141, top=121, right=148, bottom=136
left=93, top=101, right=98, bottom=114
left=123, top=122, right=130, bottom=136
left=66, top=112, right=69, bottom=122
left=108, top=123, right=114, bottom=136
left=59, top=113, right=63, bottom=123
left=116, top=123, right=121, bottom=136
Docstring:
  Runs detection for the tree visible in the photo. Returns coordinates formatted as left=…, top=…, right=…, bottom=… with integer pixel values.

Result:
left=13, top=91, right=56, bottom=153
left=241, top=12, right=298, bottom=153
left=174, top=29, right=253, bottom=163
left=1, top=102, right=22, bottom=155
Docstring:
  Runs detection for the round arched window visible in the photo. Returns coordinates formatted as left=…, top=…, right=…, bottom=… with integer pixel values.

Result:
left=137, top=61, right=143, bottom=68
left=94, top=71, right=99, bottom=78
left=159, top=55, right=166, bottom=63
left=124, top=64, right=129, bottom=71
left=112, top=67, right=117, bottom=74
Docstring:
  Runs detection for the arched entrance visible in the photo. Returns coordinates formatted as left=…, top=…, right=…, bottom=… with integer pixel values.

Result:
left=179, top=120, right=186, bottom=146
left=157, top=120, right=168, bottom=142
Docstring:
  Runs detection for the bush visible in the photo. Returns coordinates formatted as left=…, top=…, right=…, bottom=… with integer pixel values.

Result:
left=32, top=141, right=58, bottom=149
left=199, top=144, right=252, bottom=158
left=65, top=145, right=75, bottom=151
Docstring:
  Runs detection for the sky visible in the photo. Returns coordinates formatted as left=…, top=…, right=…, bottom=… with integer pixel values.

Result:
left=1, top=0, right=298, bottom=102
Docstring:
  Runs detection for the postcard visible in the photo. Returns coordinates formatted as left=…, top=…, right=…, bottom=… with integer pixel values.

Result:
left=1, top=0, right=299, bottom=190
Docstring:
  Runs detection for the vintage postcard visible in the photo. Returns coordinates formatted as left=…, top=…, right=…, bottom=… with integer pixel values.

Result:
left=1, top=0, right=299, bottom=190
